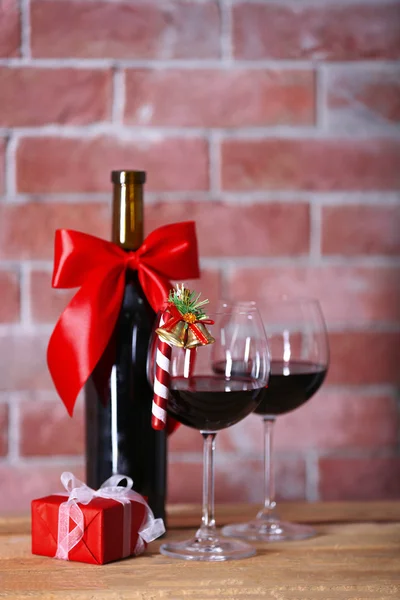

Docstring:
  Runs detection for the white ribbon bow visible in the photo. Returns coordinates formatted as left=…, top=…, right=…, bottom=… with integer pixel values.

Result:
left=55, top=471, right=165, bottom=561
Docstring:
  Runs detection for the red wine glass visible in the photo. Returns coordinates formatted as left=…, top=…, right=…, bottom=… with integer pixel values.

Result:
left=221, top=297, right=329, bottom=542
left=149, top=304, right=269, bottom=561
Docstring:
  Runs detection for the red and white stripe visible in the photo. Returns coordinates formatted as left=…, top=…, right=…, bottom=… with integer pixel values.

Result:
left=152, top=314, right=172, bottom=431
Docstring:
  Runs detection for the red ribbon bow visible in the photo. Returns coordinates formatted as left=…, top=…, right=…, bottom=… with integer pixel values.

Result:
left=47, top=222, right=200, bottom=416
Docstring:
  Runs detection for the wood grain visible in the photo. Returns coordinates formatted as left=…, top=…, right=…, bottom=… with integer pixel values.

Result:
left=167, top=501, right=400, bottom=528
left=2, top=501, right=400, bottom=535
left=1, top=503, right=400, bottom=599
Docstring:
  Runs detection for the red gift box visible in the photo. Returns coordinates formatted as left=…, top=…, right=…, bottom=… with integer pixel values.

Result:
left=31, top=473, right=165, bottom=565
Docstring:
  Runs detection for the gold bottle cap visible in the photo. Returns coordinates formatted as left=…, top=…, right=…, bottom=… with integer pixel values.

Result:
left=111, top=171, right=146, bottom=185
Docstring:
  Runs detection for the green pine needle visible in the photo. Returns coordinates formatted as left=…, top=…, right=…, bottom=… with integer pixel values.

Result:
left=169, top=285, right=209, bottom=319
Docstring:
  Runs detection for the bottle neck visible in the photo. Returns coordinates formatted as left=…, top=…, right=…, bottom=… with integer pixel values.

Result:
left=112, top=183, right=144, bottom=250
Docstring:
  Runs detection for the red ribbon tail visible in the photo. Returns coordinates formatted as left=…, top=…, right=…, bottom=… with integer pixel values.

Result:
left=167, top=417, right=181, bottom=435
left=47, top=266, right=126, bottom=415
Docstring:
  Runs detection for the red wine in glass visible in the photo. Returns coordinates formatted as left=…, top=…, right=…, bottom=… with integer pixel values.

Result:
left=221, top=297, right=329, bottom=543
left=169, top=375, right=264, bottom=431
left=254, top=360, right=327, bottom=416
left=213, top=360, right=327, bottom=417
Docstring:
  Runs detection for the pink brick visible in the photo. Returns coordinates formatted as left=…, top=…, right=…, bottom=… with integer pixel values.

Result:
left=31, top=268, right=221, bottom=324
left=0, top=203, right=110, bottom=260
left=167, top=462, right=206, bottom=504
left=20, top=392, right=83, bottom=456
left=0, top=334, right=52, bottom=390
left=168, top=456, right=305, bottom=504
left=218, top=391, right=399, bottom=453
left=0, top=269, right=20, bottom=323
left=221, top=138, right=400, bottom=191
left=0, top=0, right=20, bottom=57
left=169, top=426, right=203, bottom=454
left=276, top=391, right=399, bottom=451
left=125, top=69, right=315, bottom=127
left=322, top=205, right=400, bottom=256
left=1, top=200, right=282, bottom=261
left=328, top=331, right=400, bottom=385
left=0, top=464, right=84, bottom=514
left=233, top=3, right=400, bottom=60
left=30, top=270, right=74, bottom=324
left=0, top=68, right=112, bottom=127
left=31, top=0, right=220, bottom=59
left=319, top=457, right=400, bottom=500
left=327, top=66, right=400, bottom=128
left=0, top=404, right=8, bottom=456
left=146, top=201, right=310, bottom=257
left=17, top=137, right=209, bottom=193
left=227, top=266, right=400, bottom=325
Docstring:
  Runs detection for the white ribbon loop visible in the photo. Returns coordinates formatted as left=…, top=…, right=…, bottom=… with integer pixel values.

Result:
left=55, top=471, right=165, bottom=561
left=55, top=501, right=84, bottom=560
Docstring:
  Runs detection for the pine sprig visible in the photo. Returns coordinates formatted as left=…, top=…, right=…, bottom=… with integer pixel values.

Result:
left=169, top=284, right=209, bottom=319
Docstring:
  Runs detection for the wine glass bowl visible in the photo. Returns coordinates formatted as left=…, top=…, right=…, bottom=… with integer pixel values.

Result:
left=221, top=297, right=329, bottom=543
left=167, top=308, right=269, bottom=433
left=254, top=298, right=328, bottom=417
left=149, top=303, right=269, bottom=561
left=168, top=374, right=264, bottom=432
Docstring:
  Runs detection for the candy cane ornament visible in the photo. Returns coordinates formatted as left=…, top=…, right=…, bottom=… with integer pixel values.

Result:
left=151, top=286, right=215, bottom=431
left=152, top=313, right=171, bottom=431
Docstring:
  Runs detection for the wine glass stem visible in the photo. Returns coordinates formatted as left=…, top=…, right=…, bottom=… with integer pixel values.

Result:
left=196, top=432, right=217, bottom=541
left=257, top=416, right=278, bottom=521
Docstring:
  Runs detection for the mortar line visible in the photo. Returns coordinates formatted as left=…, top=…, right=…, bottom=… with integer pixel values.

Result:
left=315, top=64, right=328, bottom=132
left=315, top=447, right=400, bottom=459
left=2, top=124, right=399, bottom=139
left=2, top=191, right=400, bottom=205
left=1, top=57, right=400, bottom=69
left=230, top=0, right=400, bottom=5
left=4, top=135, right=17, bottom=197
left=2, top=254, right=400, bottom=271
left=0, top=323, right=54, bottom=335
left=19, top=262, right=32, bottom=325
left=199, top=255, right=400, bottom=268
left=19, top=0, right=31, bottom=59
left=219, top=0, right=233, bottom=62
left=111, top=66, right=126, bottom=125
left=3, top=455, right=85, bottom=467
left=208, top=131, right=222, bottom=193
left=305, top=450, right=320, bottom=501
left=309, top=201, right=322, bottom=265
left=7, top=396, right=20, bottom=464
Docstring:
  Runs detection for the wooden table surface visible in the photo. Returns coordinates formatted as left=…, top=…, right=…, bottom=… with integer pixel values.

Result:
left=1, top=502, right=400, bottom=599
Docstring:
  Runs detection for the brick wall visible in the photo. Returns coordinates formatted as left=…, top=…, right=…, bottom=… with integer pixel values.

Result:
left=0, top=0, right=400, bottom=513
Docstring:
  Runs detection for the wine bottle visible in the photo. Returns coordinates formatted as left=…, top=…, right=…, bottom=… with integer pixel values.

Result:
left=85, top=170, right=167, bottom=521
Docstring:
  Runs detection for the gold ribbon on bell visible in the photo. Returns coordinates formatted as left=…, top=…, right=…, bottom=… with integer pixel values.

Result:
left=185, top=322, right=215, bottom=349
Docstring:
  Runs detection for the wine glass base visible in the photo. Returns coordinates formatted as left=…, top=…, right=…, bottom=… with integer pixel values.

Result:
left=160, top=535, right=256, bottom=561
left=222, top=520, right=317, bottom=543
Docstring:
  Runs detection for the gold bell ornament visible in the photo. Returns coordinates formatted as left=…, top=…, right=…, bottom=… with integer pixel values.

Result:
left=155, top=284, right=215, bottom=349
left=156, top=320, right=187, bottom=347
left=185, top=322, right=216, bottom=349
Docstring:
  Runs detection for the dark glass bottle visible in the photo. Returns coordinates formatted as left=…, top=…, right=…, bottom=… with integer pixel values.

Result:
left=85, top=170, right=167, bottom=521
